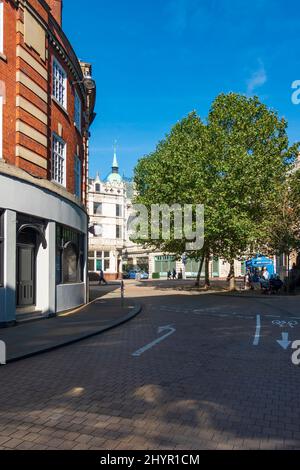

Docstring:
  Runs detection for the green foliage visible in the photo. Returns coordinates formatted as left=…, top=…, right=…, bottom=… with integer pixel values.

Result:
left=152, top=273, right=160, bottom=279
left=133, top=93, right=300, bottom=279
left=265, top=169, right=300, bottom=256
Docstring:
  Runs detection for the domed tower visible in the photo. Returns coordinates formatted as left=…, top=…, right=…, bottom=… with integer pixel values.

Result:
left=107, top=143, right=123, bottom=184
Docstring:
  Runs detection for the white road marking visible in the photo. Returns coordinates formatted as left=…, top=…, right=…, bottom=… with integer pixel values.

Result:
left=272, top=320, right=298, bottom=329
left=253, top=315, right=261, bottom=346
left=277, top=332, right=292, bottom=350
left=132, top=325, right=176, bottom=357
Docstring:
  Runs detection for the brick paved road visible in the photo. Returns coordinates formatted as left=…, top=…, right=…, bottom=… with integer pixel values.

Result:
left=0, top=281, right=300, bottom=450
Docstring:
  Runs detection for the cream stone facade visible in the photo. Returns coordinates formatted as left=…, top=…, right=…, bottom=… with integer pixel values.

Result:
left=87, top=154, right=247, bottom=281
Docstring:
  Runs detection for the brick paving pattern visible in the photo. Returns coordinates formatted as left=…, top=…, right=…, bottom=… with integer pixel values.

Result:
left=0, top=281, right=300, bottom=450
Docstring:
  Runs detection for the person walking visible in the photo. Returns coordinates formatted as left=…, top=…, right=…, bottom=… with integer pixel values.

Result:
left=172, top=268, right=177, bottom=280
left=99, top=269, right=108, bottom=286
left=167, top=270, right=172, bottom=280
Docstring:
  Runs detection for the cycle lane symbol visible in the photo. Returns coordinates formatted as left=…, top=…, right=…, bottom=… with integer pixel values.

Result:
left=272, top=320, right=298, bottom=329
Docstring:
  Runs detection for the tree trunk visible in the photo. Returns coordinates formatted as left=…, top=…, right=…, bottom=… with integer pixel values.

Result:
left=195, top=252, right=205, bottom=287
left=204, top=254, right=210, bottom=289
left=227, top=260, right=236, bottom=291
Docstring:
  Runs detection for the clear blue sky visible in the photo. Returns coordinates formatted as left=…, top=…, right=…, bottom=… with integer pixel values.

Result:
left=63, top=0, right=300, bottom=179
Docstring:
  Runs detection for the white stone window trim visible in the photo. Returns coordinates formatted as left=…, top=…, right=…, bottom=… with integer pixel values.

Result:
left=52, top=57, right=67, bottom=110
left=52, top=133, right=66, bottom=187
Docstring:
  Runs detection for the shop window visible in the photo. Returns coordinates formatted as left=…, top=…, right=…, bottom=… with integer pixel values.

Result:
left=56, top=225, right=84, bottom=284
left=63, top=243, right=78, bottom=284
left=88, top=259, right=94, bottom=272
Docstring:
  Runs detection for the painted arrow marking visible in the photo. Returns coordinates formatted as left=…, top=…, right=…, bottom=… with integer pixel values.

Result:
left=132, top=325, right=176, bottom=357
left=277, top=332, right=292, bottom=350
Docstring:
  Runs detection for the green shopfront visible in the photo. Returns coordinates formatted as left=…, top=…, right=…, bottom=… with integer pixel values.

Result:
left=154, top=255, right=221, bottom=278
left=185, top=257, right=220, bottom=278
left=154, top=256, right=176, bottom=277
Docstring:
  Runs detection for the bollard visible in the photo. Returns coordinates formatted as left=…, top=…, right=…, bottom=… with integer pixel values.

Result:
left=121, top=280, right=125, bottom=307
left=0, top=340, right=6, bottom=365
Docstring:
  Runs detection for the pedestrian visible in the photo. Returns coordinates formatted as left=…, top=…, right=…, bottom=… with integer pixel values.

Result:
left=250, top=269, right=261, bottom=291
left=99, top=269, right=108, bottom=285
left=244, top=269, right=251, bottom=290
left=261, top=267, right=270, bottom=281
left=167, top=270, right=172, bottom=280
left=172, top=268, right=177, bottom=280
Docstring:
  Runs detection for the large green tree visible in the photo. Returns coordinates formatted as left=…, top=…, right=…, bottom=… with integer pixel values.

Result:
left=133, top=93, right=299, bottom=289
left=207, top=93, right=298, bottom=288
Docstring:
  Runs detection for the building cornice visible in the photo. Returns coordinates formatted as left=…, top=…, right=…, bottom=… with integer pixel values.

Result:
left=18, top=0, right=86, bottom=100
left=0, top=161, right=87, bottom=215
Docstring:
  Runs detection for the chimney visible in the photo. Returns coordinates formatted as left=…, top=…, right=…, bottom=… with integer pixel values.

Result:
left=46, top=0, right=63, bottom=26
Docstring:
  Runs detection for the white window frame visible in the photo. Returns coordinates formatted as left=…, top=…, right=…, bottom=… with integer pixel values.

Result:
left=52, top=57, right=67, bottom=109
left=0, top=2, right=3, bottom=55
left=74, top=155, right=81, bottom=198
left=74, top=90, right=81, bottom=131
left=52, top=133, right=66, bottom=186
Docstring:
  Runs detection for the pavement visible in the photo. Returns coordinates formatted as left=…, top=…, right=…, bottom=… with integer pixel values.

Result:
left=0, top=283, right=142, bottom=363
left=1, top=279, right=300, bottom=450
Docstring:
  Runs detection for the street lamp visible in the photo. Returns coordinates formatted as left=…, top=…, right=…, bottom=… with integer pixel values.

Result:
left=72, top=75, right=96, bottom=92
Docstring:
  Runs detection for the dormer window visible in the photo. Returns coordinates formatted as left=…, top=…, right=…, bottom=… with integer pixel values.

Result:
left=95, top=183, right=100, bottom=192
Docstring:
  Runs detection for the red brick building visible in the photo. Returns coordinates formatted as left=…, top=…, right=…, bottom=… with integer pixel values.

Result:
left=0, top=0, right=96, bottom=325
